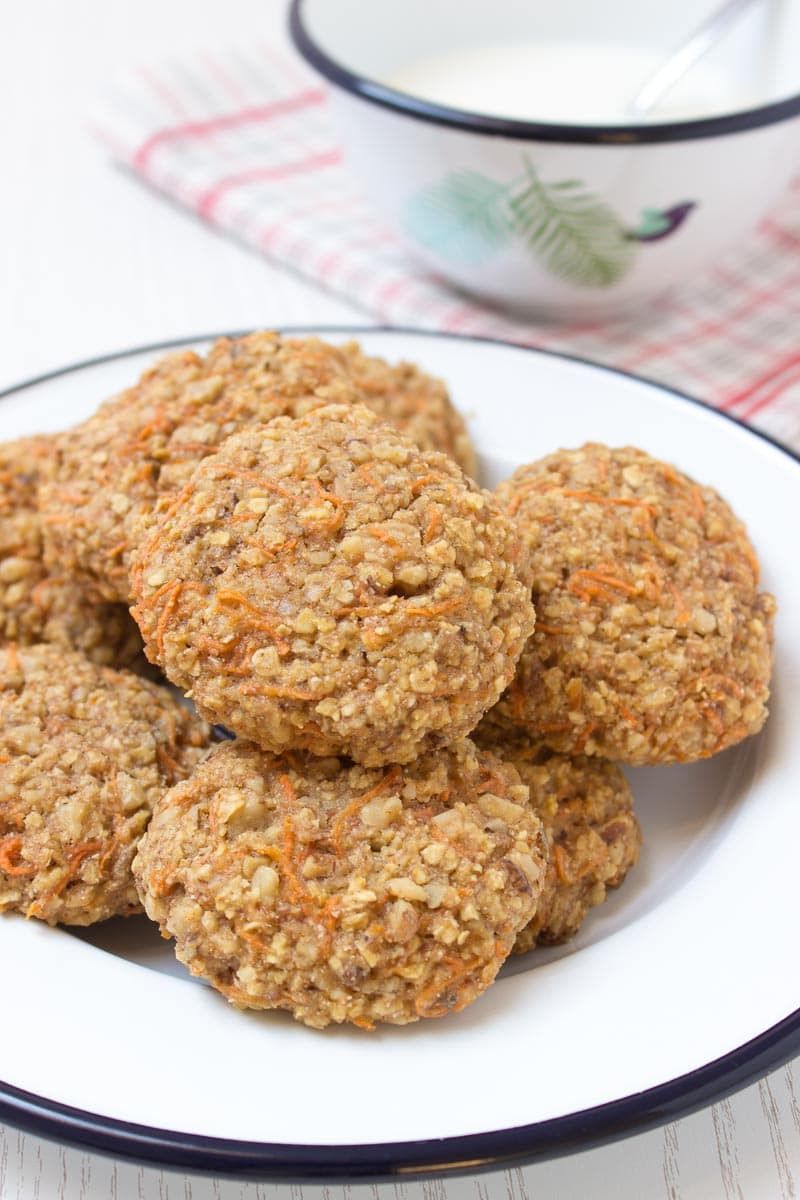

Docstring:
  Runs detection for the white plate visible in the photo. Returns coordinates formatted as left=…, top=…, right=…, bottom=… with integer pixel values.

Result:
left=1, top=328, right=798, bottom=1180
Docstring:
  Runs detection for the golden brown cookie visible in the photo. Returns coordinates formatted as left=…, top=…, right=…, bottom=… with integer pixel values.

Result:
left=492, top=443, right=775, bottom=764
left=0, top=435, right=145, bottom=667
left=39, top=332, right=476, bottom=602
left=0, top=644, right=211, bottom=925
left=335, top=341, right=476, bottom=478
left=133, top=737, right=547, bottom=1028
left=474, top=722, right=641, bottom=951
left=131, top=404, right=533, bottom=765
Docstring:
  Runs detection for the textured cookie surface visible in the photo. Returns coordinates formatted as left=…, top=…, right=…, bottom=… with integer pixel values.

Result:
left=0, top=644, right=211, bottom=925
left=0, top=436, right=143, bottom=666
left=131, top=404, right=533, bottom=765
left=39, top=332, right=475, bottom=602
left=493, top=444, right=775, bottom=765
left=474, top=722, right=641, bottom=951
left=134, top=738, right=547, bottom=1028
left=334, top=341, right=476, bottom=478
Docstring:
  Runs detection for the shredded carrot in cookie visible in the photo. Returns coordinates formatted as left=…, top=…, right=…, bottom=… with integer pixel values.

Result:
left=666, top=580, right=690, bottom=624
left=4, top=644, right=21, bottom=672
left=561, top=490, right=656, bottom=514
left=280, top=816, right=311, bottom=910
left=239, top=681, right=318, bottom=702
left=567, top=569, right=639, bottom=604
left=402, top=596, right=464, bottom=619
left=156, top=741, right=192, bottom=782
left=364, top=525, right=400, bottom=548
left=0, top=836, right=37, bottom=877
left=408, top=473, right=442, bottom=496
left=689, top=485, right=705, bottom=520
left=414, top=955, right=486, bottom=1018
left=573, top=723, right=597, bottom=753
left=26, top=839, right=107, bottom=917
left=330, top=766, right=403, bottom=856
left=504, top=478, right=551, bottom=516
left=215, top=589, right=290, bottom=657
left=423, top=507, right=442, bottom=543
left=618, top=705, right=641, bottom=728
left=305, top=479, right=346, bottom=534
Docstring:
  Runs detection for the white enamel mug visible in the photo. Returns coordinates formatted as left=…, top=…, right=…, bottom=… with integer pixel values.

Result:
left=291, top=0, right=800, bottom=320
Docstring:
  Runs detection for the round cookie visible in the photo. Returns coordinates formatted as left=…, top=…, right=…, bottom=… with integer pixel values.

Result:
left=131, top=404, right=533, bottom=766
left=0, top=435, right=145, bottom=668
left=133, top=737, right=547, bottom=1029
left=493, top=443, right=775, bottom=765
left=474, top=722, right=641, bottom=951
left=0, top=644, right=211, bottom=925
left=335, top=341, right=476, bottom=478
left=39, top=332, right=476, bottom=602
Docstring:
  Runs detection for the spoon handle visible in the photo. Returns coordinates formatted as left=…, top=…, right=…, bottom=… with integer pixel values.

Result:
left=628, top=0, right=758, bottom=116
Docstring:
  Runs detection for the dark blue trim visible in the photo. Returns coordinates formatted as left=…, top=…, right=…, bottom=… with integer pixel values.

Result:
left=1, top=1010, right=799, bottom=1181
left=289, top=0, right=800, bottom=145
left=2, top=327, right=799, bottom=1179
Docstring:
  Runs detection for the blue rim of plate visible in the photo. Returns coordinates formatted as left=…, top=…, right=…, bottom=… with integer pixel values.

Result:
left=1, top=327, right=799, bottom=1181
left=289, top=0, right=800, bottom=146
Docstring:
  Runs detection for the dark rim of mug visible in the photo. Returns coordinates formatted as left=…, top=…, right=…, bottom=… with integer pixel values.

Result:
left=289, top=0, right=800, bottom=145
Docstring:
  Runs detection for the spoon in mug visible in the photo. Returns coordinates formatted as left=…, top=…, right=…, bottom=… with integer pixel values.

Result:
left=628, top=0, right=762, bottom=117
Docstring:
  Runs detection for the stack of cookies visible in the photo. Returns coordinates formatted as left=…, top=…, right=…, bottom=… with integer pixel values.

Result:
left=0, top=332, right=775, bottom=1030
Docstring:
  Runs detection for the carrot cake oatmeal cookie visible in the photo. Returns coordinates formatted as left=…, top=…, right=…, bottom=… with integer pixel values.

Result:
left=335, top=341, right=476, bottom=478
left=39, top=332, right=475, bottom=602
left=133, top=737, right=547, bottom=1028
left=0, top=644, right=211, bottom=925
left=0, top=436, right=144, bottom=667
left=492, top=443, right=775, bottom=765
left=474, top=722, right=640, bottom=951
left=131, top=404, right=533, bottom=765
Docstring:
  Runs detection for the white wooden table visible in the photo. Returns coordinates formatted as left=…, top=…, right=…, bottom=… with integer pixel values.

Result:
left=2, top=3, right=799, bottom=1196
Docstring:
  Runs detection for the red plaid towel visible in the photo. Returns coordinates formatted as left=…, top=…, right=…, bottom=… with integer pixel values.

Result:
left=93, top=46, right=800, bottom=452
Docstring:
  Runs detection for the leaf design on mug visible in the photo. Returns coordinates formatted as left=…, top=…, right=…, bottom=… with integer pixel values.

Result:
left=404, top=171, right=514, bottom=264
left=403, top=158, right=637, bottom=287
left=506, top=158, right=635, bottom=288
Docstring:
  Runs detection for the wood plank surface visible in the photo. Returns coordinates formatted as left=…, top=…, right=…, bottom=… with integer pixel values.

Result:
left=3, top=1063, right=800, bottom=1197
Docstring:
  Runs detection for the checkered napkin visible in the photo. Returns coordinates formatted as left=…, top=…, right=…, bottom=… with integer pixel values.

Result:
left=93, top=45, right=800, bottom=452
